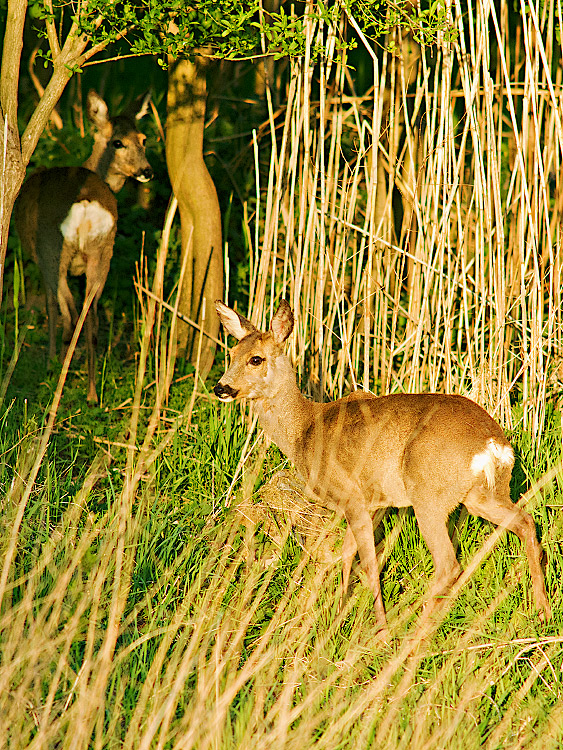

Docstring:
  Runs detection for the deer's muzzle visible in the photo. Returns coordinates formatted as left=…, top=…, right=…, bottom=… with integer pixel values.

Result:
left=214, top=382, right=238, bottom=401
left=136, top=166, right=154, bottom=182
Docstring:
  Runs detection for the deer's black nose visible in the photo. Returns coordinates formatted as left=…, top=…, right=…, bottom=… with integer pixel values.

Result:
left=214, top=382, right=238, bottom=400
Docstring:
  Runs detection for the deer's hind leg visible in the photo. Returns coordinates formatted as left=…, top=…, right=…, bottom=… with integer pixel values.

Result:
left=463, top=484, right=551, bottom=619
left=57, top=274, right=79, bottom=348
left=83, top=249, right=113, bottom=403
left=45, top=287, right=59, bottom=363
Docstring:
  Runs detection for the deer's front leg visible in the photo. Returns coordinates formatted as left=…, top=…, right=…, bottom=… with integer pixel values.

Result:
left=341, top=525, right=357, bottom=606
left=344, top=499, right=387, bottom=633
left=316, top=474, right=387, bottom=634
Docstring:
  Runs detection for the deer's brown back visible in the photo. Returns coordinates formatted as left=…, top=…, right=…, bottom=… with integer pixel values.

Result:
left=295, top=393, right=511, bottom=513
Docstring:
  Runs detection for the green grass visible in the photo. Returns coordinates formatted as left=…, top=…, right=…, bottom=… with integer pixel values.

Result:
left=0, top=321, right=562, bottom=749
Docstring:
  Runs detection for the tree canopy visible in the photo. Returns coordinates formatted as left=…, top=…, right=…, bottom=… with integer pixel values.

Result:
left=16, top=0, right=450, bottom=70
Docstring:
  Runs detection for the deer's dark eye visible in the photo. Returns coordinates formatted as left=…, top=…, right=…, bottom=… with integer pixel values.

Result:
left=112, top=139, right=124, bottom=149
left=249, top=356, right=264, bottom=366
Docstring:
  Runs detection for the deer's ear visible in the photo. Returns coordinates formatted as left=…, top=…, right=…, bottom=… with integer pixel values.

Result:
left=124, top=90, right=152, bottom=121
left=270, top=300, right=294, bottom=344
left=86, top=90, right=111, bottom=133
left=215, top=301, right=256, bottom=341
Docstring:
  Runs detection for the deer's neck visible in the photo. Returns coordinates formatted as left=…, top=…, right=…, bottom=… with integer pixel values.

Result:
left=254, top=362, right=317, bottom=464
left=83, top=145, right=126, bottom=192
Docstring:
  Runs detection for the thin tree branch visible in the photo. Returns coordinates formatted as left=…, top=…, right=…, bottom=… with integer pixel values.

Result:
left=44, top=0, right=61, bottom=58
left=28, top=46, right=64, bottom=130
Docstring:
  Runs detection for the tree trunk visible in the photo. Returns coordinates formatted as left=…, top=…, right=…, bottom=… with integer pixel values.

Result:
left=166, top=56, right=223, bottom=378
left=0, top=136, right=26, bottom=294
left=0, top=0, right=27, bottom=296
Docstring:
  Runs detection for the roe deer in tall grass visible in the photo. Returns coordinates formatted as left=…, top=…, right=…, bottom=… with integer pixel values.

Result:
left=214, top=300, right=551, bottom=634
left=15, top=90, right=153, bottom=402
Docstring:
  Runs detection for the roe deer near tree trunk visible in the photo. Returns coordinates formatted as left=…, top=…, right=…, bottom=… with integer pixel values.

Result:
left=214, top=300, right=551, bottom=634
left=15, top=90, right=153, bottom=403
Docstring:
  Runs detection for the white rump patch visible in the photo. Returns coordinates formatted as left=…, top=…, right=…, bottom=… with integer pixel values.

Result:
left=61, top=200, right=114, bottom=246
left=470, top=438, right=514, bottom=489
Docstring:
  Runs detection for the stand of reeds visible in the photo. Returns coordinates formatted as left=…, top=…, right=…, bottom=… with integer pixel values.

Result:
left=244, top=0, right=563, bottom=451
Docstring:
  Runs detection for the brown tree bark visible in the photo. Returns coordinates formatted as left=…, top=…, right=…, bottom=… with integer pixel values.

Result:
left=166, top=56, right=223, bottom=378
left=1, top=0, right=28, bottom=293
